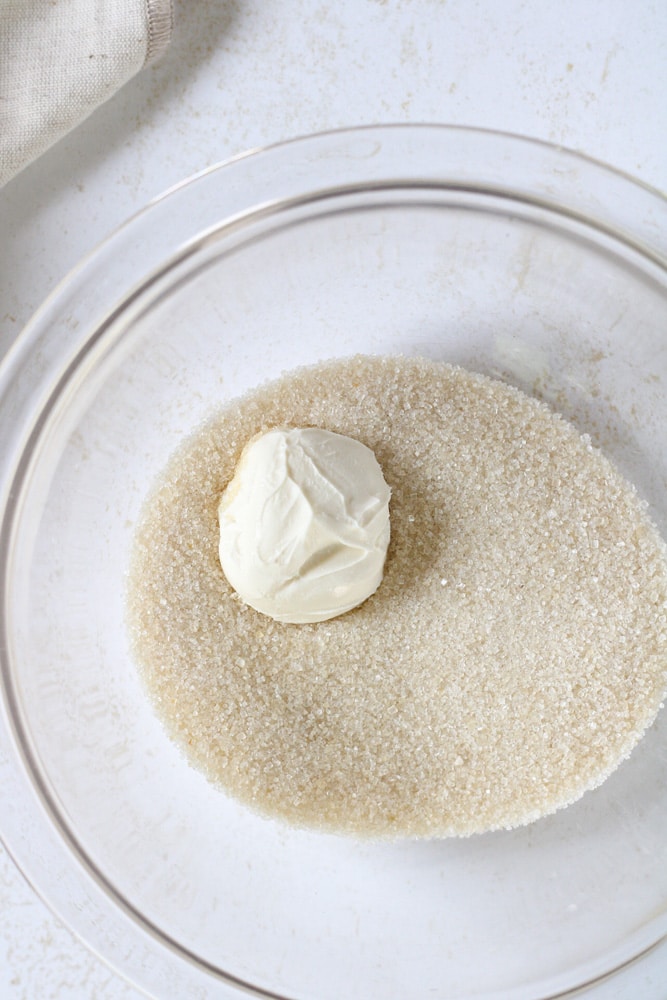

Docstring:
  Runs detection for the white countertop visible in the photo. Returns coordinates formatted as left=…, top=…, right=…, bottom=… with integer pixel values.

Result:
left=1, top=1, right=666, bottom=997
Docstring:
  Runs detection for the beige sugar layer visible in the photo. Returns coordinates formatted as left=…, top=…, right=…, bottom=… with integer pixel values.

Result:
left=126, top=355, right=667, bottom=838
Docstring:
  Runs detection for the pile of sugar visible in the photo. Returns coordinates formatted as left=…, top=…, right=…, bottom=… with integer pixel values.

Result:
left=127, top=356, right=667, bottom=837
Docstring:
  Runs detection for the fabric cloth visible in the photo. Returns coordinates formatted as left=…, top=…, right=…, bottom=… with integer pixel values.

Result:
left=0, top=0, right=173, bottom=187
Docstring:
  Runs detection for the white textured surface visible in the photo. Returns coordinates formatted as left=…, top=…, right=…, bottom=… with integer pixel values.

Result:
left=1, top=0, right=666, bottom=996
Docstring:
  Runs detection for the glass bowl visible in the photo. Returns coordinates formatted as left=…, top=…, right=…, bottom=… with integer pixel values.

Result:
left=1, top=125, right=667, bottom=1000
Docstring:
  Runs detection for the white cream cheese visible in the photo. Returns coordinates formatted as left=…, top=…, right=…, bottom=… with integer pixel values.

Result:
left=218, top=427, right=391, bottom=623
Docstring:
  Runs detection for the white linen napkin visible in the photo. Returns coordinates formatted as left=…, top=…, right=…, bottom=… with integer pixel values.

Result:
left=0, top=0, right=173, bottom=186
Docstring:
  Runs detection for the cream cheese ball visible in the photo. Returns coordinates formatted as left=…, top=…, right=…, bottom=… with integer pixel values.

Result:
left=218, top=427, right=391, bottom=623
